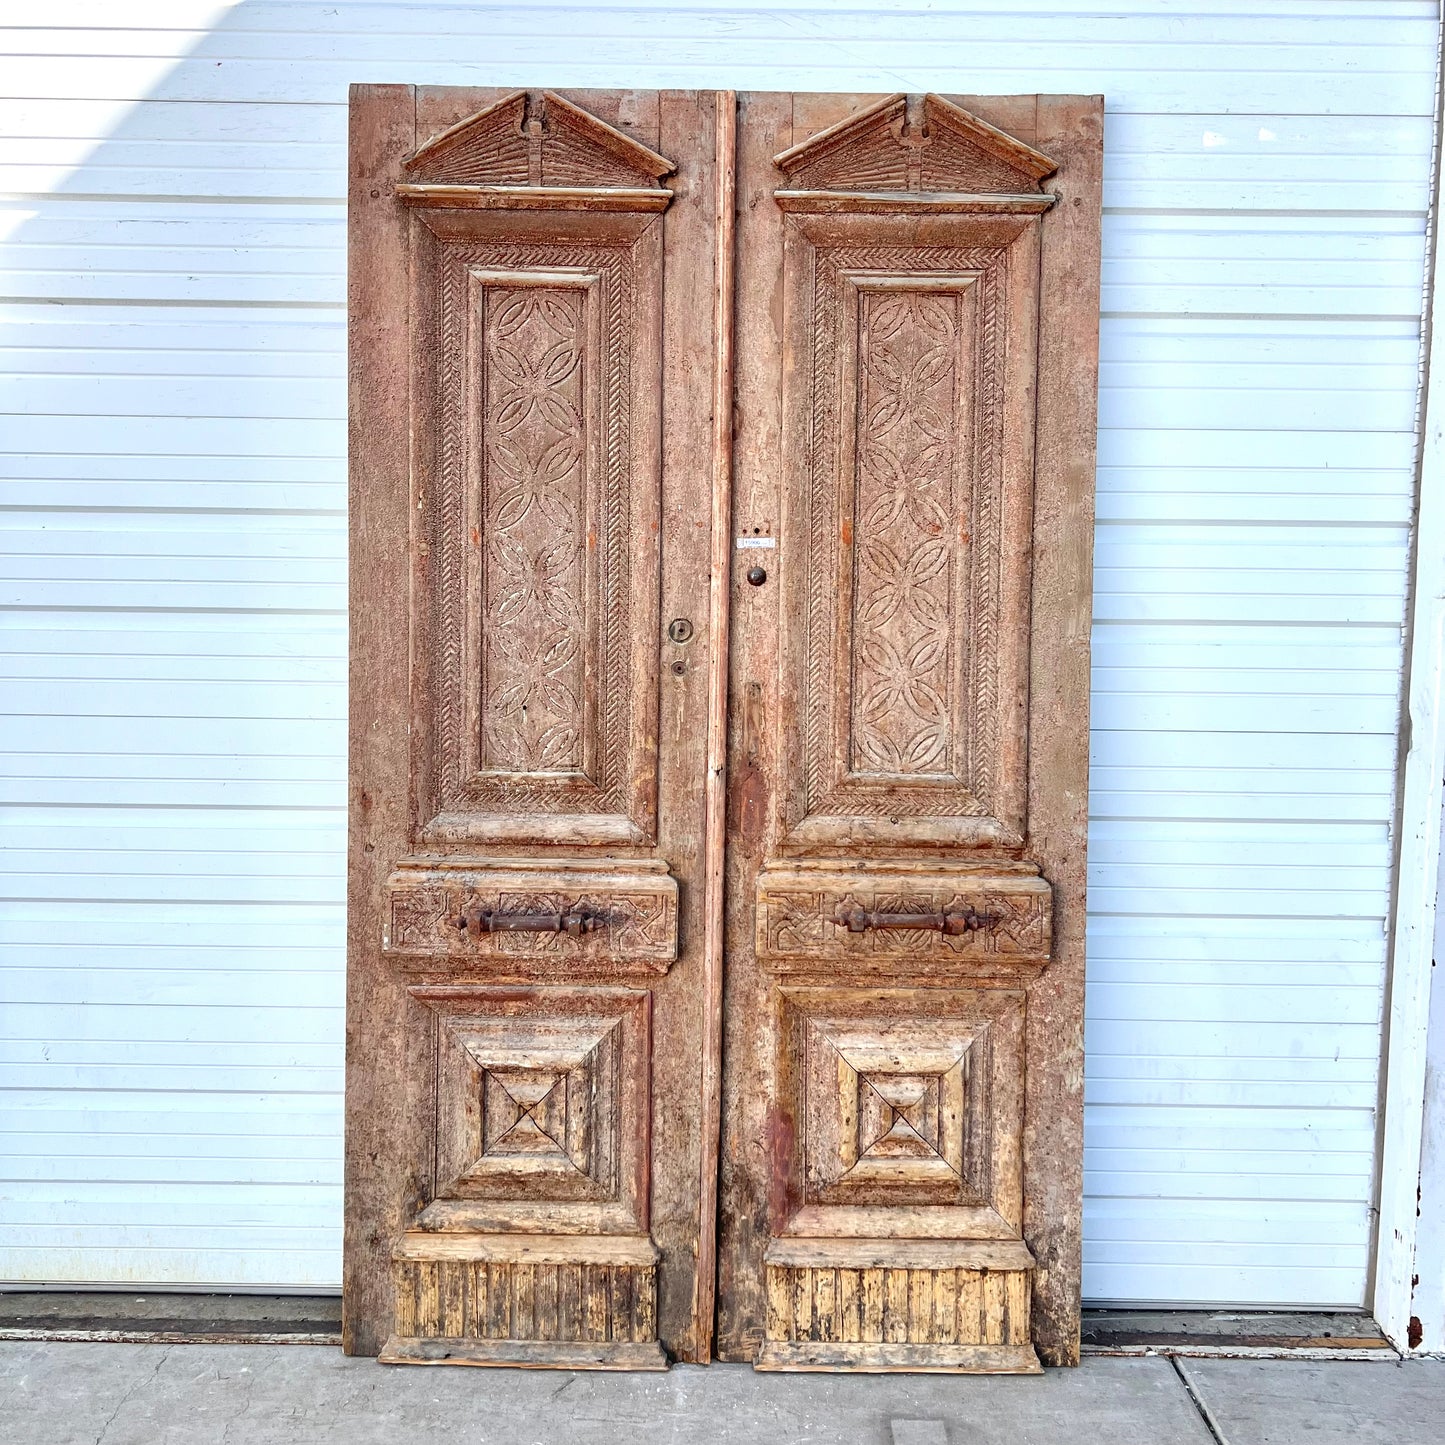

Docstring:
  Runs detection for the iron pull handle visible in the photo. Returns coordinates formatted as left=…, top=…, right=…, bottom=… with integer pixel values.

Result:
left=456, top=905, right=602, bottom=940
left=833, top=904, right=998, bottom=936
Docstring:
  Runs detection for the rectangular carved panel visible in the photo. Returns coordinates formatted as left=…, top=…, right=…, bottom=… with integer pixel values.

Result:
left=847, top=279, right=974, bottom=782
left=474, top=272, right=593, bottom=778
left=414, top=209, right=664, bottom=845
left=384, top=859, right=677, bottom=974
left=778, top=216, right=1040, bottom=851
left=757, top=861, right=1049, bottom=973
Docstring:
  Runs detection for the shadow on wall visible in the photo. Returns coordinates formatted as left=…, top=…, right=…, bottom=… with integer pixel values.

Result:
left=0, top=2, right=362, bottom=1291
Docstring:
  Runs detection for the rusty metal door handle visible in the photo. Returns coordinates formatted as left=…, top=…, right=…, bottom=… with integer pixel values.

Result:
left=456, top=905, right=601, bottom=940
left=833, top=904, right=997, bottom=936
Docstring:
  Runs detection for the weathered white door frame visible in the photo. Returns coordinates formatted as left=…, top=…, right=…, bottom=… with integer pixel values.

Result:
left=1373, top=4, right=1445, bottom=1356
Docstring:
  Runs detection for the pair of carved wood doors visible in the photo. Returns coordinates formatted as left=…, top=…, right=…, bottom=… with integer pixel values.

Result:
left=347, top=85, right=1100, bottom=1374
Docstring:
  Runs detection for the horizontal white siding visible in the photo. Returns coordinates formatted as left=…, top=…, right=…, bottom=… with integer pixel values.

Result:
left=0, top=0, right=1433, bottom=1301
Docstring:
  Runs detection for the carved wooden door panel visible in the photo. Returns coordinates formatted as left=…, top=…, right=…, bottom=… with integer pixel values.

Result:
left=347, top=86, right=729, bottom=1368
left=349, top=85, right=1100, bottom=1374
left=717, top=93, right=1101, bottom=1373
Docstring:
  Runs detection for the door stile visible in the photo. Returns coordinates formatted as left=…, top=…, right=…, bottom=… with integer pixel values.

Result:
left=715, top=88, right=796, bottom=1362
left=1015, top=95, right=1104, bottom=1365
left=692, top=88, right=738, bottom=1365
left=345, top=83, right=422, bottom=1360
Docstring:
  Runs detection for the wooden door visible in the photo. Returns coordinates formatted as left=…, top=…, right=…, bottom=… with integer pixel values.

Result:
left=346, top=85, right=729, bottom=1369
left=716, top=92, right=1101, bottom=1373
left=348, top=86, right=1100, bottom=1374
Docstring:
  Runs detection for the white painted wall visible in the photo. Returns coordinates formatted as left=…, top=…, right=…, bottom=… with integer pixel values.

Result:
left=0, top=0, right=1436, bottom=1304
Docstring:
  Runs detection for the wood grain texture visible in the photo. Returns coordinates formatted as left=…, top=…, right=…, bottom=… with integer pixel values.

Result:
left=716, top=89, right=797, bottom=1361
left=651, top=88, right=724, bottom=1362
left=345, top=82, right=425, bottom=1360
left=353, top=87, right=1099, bottom=1372
left=387, top=1255, right=660, bottom=1347
left=382, top=857, right=678, bottom=971
left=1022, top=94, right=1103, bottom=1368
left=693, top=88, right=738, bottom=1364
left=757, top=1258, right=1039, bottom=1364
left=716, top=92, right=1100, bottom=1372
left=348, top=86, right=719, bottom=1365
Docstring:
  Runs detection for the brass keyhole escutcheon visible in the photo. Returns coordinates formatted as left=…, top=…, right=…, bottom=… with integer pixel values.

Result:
left=667, top=618, right=693, bottom=644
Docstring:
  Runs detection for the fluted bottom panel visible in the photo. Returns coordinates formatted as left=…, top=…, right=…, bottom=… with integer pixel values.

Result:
left=763, top=1262, right=1038, bottom=1372
left=387, top=1240, right=660, bottom=1368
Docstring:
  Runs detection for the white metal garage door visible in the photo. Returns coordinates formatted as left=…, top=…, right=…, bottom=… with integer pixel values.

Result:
left=0, top=0, right=1433, bottom=1303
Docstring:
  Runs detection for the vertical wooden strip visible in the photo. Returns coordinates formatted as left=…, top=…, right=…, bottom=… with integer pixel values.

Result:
left=535, top=1263, right=558, bottom=1342
left=884, top=1268, right=910, bottom=1344
left=933, top=1268, right=959, bottom=1345
left=606, top=1265, right=626, bottom=1343
left=441, top=1263, right=463, bottom=1338
left=487, top=1262, right=510, bottom=1340
left=814, top=1265, right=837, bottom=1343
left=839, top=1268, right=861, bottom=1343
left=466, top=1262, right=486, bottom=1339
left=765, top=1265, right=793, bottom=1342
left=861, top=1267, right=885, bottom=1342
left=713, top=87, right=795, bottom=1363
left=343, top=81, right=421, bottom=1361
left=556, top=1263, right=581, bottom=1343
left=1008, top=1270, right=1032, bottom=1345
left=1023, top=92, right=1104, bottom=1369
left=392, top=1262, right=416, bottom=1338
left=514, top=1262, right=536, bottom=1342
left=694, top=87, right=738, bottom=1366
left=957, top=1268, right=984, bottom=1345
left=583, top=1263, right=610, bottom=1343
left=792, top=1265, right=813, bottom=1341
left=908, top=1269, right=931, bottom=1345
left=983, top=1270, right=1008, bottom=1345
left=634, top=1266, right=658, bottom=1343
left=417, top=1261, right=439, bottom=1339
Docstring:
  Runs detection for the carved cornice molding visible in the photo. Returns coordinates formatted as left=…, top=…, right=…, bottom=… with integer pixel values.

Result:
left=774, top=93, right=1057, bottom=214
left=398, top=90, right=676, bottom=211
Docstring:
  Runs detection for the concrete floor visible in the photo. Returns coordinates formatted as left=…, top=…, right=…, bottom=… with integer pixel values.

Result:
left=0, top=1343, right=1440, bottom=1445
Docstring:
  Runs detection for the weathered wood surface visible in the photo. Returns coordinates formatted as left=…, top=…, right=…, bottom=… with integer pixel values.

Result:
left=693, top=88, right=738, bottom=1366
left=346, top=83, right=425, bottom=1361
left=1020, top=94, right=1104, bottom=1368
left=347, top=85, right=718, bottom=1366
left=715, top=92, right=1101, bottom=1372
left=349, top=87, right=1101, bottom=1373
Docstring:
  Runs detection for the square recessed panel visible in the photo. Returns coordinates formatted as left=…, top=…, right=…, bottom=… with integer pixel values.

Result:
left=450, top=1016, right=620, bottom=1201
left=408, top=985, right=650, bottom=1232
left=780, top=987, right=1024, bottom=1235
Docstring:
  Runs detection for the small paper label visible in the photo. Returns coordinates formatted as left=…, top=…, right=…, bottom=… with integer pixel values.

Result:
left=736, top=536, right=777, bottom=550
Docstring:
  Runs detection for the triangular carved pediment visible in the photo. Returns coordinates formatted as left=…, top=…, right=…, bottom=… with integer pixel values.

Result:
left=774, top=93, right=1056, bottom=195
left=405, top=90, right=675, bottom=189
